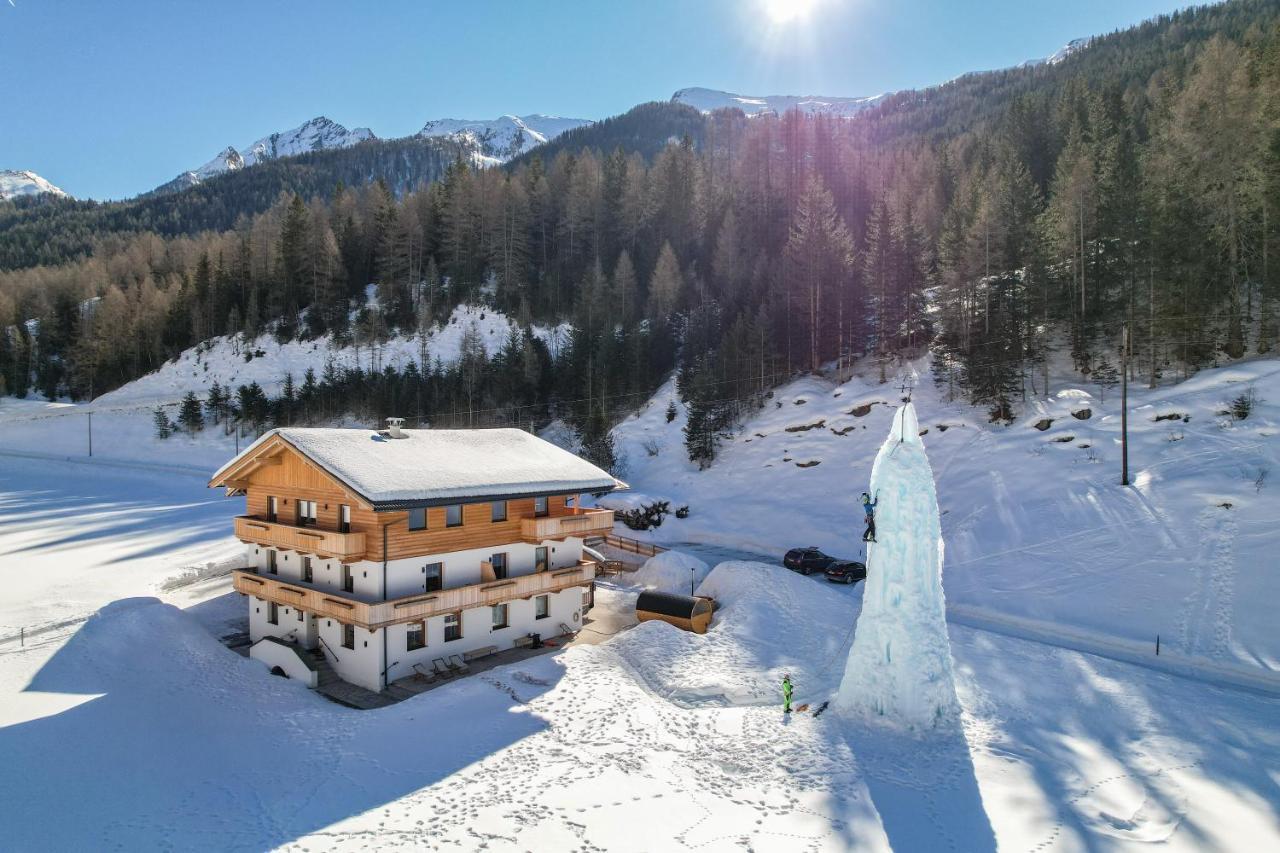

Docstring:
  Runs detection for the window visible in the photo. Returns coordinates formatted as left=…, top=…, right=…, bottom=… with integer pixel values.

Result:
left=266, top=550, right=278, bottom=575
left=342, top=564, right=354, bottom=593
left=490, top=501, right=507, bottom=522
left=535, top=595, right=550, bottom=620
left=492, top=603, right=509, bottom=630
left=339, top=504, right=351, bottom=533
left=535, top=546, right=549, bottom=573
left=408, top=507, right=427, bottom=531
left=534, top=496, right=549, bottom=517
left=267, top=602, right=279, bottom=625
left=491, top=553, right=508, bottom=580
left=297, top=607, right=305, bottom=623
left=266, top=496, right=278, bottom=523
left=341, top=623, right=355, bottom=650
left=296, top=499, right=317, bottom=527
left=424, top=562, right=443, bottom=592
left=565, top=495, right=576, bottom=508
left=406, top=621, right=425, bottom=651
left=444, top=612, right=462, bottom=642
left=302, top=556, right=313, bottom=583
left=445, top=504, right=463, bottom=527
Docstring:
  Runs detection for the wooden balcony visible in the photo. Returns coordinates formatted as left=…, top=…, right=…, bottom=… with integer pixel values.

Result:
left=234, top=516, right=366, bottom=561
left=233, top=560, right=596, bottom=630
left=521, top=507, right=614, bottom=543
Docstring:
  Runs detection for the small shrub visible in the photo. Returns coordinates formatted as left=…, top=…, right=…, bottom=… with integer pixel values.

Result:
left=1230, top=388, right=1257, bottom=421
left=619, top=500, right=672, bottom=531
left=665, top=401, right=677, bottom=423
left=675, top=505, right=690, bottom=519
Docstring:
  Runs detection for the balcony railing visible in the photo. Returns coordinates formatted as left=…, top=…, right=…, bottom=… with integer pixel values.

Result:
left=234, top=516, right=366, bottom=561
left=233, top=559, right=596, bottom=630
left=521, top=507, right=614, bottom=543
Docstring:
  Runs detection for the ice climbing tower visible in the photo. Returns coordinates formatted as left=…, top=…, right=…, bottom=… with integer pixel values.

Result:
left=834, top=402, right=960, bottom=728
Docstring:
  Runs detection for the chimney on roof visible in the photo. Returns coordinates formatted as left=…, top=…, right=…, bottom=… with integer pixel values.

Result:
left=386, top=417, right=406, bottom=438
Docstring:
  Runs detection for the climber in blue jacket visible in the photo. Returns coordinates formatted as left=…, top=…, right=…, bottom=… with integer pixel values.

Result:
left=860, top=491, right=879, bottom=543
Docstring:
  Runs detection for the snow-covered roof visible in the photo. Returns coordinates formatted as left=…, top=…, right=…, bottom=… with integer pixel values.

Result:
left=211, top=427, right=623, bottom=509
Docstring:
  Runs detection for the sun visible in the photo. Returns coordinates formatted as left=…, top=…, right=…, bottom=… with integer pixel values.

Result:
left=761, top=0, right=818, bottom=25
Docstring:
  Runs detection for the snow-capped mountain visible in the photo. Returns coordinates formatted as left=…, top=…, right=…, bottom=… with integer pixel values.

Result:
left=1017, top=38, right=1091, bottom=69
left=0, top=169, right=69, bottom=201
left=672, top=87, right=885, bottom=118
left=417, top=114, right=592, bottom=164
left=157, top=117, right=375, bottom=194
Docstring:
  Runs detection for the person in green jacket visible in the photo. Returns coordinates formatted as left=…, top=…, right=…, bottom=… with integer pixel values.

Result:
left=782, top=673, right=793, bottom=713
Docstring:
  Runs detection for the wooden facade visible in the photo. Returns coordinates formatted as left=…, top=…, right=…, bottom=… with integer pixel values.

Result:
left=233, top=561, right=596, bottom=630
left=215, top=434, right=614, bottom=564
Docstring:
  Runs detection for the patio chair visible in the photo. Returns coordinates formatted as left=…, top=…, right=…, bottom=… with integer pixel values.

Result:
left=412, top=662, right=438, bottom=683
left=432, top=658, right=453, bottom=678
left=448, top=654, right=471, bottom=675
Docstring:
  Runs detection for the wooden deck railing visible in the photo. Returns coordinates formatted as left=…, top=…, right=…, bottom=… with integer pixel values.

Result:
left=521, top=507, right=614, bottom=542
left=233, top=559, right=596, bottom=630
left=234, top=515, right=366, bottom=561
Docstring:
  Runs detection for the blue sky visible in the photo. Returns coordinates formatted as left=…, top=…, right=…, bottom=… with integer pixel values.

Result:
left=3, top=0, right=1190, bottom=200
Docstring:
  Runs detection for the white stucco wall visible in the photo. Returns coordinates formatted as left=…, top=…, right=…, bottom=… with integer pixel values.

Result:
left=248, top=596, right=316, bottom=648
left=316, top=616, right=385, bottom=692
left=249, top=638, right=319, bottom=688
left=381, top=538, right=585, bottom=599
left=242, top=538, right=591, bottom=692
left=381, top=587, right=583, bottom=685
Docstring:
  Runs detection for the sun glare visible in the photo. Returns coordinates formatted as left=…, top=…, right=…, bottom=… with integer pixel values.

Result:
left=761, top=0, right=818, bottom=25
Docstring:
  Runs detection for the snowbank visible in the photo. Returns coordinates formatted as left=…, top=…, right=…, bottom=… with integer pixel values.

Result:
left=608, top=560, right=856, bottom=707
left=625, top=550, right=710, bottom=594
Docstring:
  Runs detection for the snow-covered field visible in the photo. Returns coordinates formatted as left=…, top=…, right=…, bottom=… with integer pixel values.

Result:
left=607, top=358, right=1280, bottom=686
left=1, top=350, right=1279, bottom=849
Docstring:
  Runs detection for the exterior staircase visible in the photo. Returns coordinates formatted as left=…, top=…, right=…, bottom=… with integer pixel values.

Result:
left=308, top=648, right=343, bottom=692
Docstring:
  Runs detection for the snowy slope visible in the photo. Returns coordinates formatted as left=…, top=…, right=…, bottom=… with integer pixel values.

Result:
left=0, top=169, right=68, bottom=200
left=157, top=117, right=375, bottom=193
left=92, top=303, right=569, bottom=408
left=673, top=87, right=885, bottom=117
left=606, top=357, right=1280, bottom=679
left=417, top=114, right=592, bottom=164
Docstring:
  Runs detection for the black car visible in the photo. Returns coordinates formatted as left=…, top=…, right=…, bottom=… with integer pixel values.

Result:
left=783, top=547, right=839, bottom=575
left=824, top=560, right=867, bottom=585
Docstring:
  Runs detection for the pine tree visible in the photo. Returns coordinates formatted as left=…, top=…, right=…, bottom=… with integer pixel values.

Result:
left=153, top=407, right=173, bottom=439
left=177, top=391, right=203, bottom=435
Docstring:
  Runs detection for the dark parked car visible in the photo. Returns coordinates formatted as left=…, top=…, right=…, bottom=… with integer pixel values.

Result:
left=784, top=547, right=839, bottom=575
left=824, top=560, right=867, bottom=585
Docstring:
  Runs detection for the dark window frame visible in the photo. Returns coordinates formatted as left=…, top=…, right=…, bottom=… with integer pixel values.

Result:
left=492, top=603, right=509, bottom=630
left=406, top=621, right=426, bottom=651
left=341, top=623, right=355, bottom=649
left=408, top=507, right=427, bottom=531
left=535, top=594, right=550, bottom=620
left=267, top=601, right=279, bottom=625
left=534, top=495, right=549, bottom=517
left=490, top=501, right=508, bottom=523
left=424, top=562, right=443, bottom=592
left=445, top=504, right=464, bottom=528
left=444, top=612, right=462, bottom=642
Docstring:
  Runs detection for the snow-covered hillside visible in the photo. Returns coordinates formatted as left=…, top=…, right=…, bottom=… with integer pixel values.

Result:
left=673, top=87, right=885, bottom=117
left=157, top=117, right=375, bottom=193
left=417, top=114, right=592, bottom=164
left=94, top=303, right=569, bottom=408
left=0, top=169, right=68, bottom=200
left=606, top=358, right=1280, bottom=683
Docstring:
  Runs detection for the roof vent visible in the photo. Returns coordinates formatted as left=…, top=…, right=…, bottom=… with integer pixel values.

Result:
left=385, top=417, right=406, bottom=439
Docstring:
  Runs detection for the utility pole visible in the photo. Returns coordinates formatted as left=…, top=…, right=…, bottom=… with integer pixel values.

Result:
left=1120, top=323, right=1130, bottom=486
left=87, top=412, right=92, bottom=457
